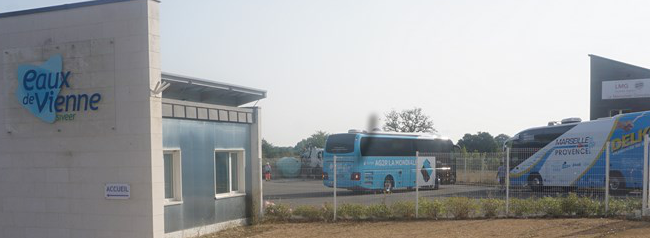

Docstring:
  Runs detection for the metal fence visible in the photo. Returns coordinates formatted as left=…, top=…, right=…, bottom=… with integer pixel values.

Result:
left=263, top=135, right=650, bottom=220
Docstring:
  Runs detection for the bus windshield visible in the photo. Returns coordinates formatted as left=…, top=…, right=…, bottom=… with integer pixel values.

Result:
left=508, top=124, right=577, bottom=169
left=325, top=134, right=356, bottom=154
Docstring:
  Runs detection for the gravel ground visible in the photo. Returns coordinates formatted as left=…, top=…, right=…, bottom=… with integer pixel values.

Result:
left=203, top=219, right=650, bottom=238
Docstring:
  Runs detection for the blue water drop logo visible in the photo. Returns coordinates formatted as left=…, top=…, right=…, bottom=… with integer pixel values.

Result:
left=15, top=55, right=64, bottom=123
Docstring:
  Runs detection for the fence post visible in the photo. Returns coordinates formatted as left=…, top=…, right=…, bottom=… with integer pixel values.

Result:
left=260, top=157, right=264, bottom=219
left=464, top=156, right=467, bottom=184
left=415, top=151, right=419, bottom=219
left=641, top=134, right=650, bottom=216
left=506, top=147, right=510, bottom=217
left=478, top=153, right=485, bottom=184
left=605, top=142, right=610, bottom=214
left=333, top=155, right=337, bottom=221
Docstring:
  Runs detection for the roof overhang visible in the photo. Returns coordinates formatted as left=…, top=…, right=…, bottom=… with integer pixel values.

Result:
left=161, top=72, right=267, bottom=107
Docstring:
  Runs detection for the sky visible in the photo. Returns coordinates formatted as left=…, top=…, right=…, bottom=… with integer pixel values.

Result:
left=3, top=0, right=650, bottom=146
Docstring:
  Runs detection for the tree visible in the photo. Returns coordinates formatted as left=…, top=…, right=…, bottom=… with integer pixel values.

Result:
left=457, top=132, right=498, bottom=153
left=294, top=131, right=329, bottom=153
left=494, top=134, right=511, bottom=148
left=382, top=108, right=436, bottom=133
left=262, top=139, right=295, bottom=158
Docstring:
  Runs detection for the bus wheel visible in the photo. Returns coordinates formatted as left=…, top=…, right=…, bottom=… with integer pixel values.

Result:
left=383, top=176, right=394, bottom=193
left=449, top=175, right=456, bottom=185
left=434, top=176, right=440, bottom=190
left=609, top=171, right=627, bottom=195
left=528, top=173, right=543, bottom=192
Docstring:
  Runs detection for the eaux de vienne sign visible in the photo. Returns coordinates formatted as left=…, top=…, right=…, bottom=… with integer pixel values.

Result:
left=16, top=54, right=102, bottom=123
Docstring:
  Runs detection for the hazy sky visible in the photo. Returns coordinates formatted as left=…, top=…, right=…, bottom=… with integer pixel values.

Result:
left=3, top=0, right=650, bottom=146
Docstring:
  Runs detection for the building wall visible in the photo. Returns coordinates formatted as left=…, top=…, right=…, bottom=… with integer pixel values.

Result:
left=0, top=0, right=163, bottom=237
left=590, top=55, right=650, bottom=120
left=162, top=118, right=250, bottom=234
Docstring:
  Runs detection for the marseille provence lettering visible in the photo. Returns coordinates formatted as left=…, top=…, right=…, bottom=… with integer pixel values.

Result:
left=16, top=54, right=102, bottom=123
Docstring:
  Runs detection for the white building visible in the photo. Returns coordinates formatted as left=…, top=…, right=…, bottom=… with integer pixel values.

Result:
left=0, top=0, right=265, bottom=237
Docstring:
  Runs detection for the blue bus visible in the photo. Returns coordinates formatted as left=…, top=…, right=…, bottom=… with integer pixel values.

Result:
left=505, top=111, right=650, bottom=194
left=322, top=130, right=455, bottom=192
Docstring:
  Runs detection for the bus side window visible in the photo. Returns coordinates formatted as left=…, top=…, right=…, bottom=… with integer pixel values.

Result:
left=414, top=140, right=435, bottom=154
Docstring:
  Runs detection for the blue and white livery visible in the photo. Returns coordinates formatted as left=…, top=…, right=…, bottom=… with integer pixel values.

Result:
left=507, top=111, right=650, bottom=193
left=322, top=130, right=454, bottom=191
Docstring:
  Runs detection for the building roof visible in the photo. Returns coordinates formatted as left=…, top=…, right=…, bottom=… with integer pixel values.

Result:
left=161, top=72, right=267, bottom=107
left=588, top=54, right=650, bottom=72
left=0, top=0, right=138, bottom=19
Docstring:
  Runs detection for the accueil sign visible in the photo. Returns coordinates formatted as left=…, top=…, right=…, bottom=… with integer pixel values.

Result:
left=15, top=54, right=102, bottom=123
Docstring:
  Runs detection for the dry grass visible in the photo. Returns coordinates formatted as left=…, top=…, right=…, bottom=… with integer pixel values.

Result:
left=202, top=218, right=650, bottom=238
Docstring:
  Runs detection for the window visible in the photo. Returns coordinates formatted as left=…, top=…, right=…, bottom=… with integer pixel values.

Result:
left=163, top=150, right=182, bottom=205
left=610, top=109, right=632, bottom=117
left=215, top=150, right=245, bottom=198
left=325, top=134, right=356, bottom=154
left=414, top=139, right=453, bottom=154
left=360, top=137, right=416, bottom=156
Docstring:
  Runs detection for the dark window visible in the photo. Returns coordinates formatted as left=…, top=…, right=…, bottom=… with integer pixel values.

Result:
left=415, top=139, right=453, bottom=153
left=610, top=109, right=632, bottom=117
left=415, top=140, right=435, bottom=153
left=360, top=137, right=415, bottom=156
left=325, top=134, right=356, bottom=154
left=509, top=125, right=576, bottom=169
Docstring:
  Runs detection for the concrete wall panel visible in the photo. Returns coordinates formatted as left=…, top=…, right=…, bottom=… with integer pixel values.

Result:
left=0, top=0, right=162, bottom=237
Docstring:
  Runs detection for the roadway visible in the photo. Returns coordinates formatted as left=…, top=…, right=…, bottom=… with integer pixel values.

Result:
left=263, top=179, right=638, bottom=207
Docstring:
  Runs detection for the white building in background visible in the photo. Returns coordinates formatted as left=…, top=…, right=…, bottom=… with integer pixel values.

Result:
left=0, top=0, right=265, bottom=237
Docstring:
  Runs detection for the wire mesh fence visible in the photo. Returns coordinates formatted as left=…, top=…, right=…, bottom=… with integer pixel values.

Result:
left=262, top=137, right=650, bottom=221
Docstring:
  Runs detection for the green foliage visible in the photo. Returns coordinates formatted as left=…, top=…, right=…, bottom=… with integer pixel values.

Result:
left=510, top=198, right=534, bottom=217
left=560, top=193, right=580, bottom=216
left=366, top=204, right=392, bottom=220
left=494, top=134, right=511, bottom=148
left=538, top=197, right=563, bottom=217
left=480, top=198, right=504, bottom=218
left=294, top=131, right=329, bottom=153
left=337, top=203, right=366, bottom=220
left=607, top=198, right=641, bottom=217
left=265, top=196, right=646, bottom=223
left=320, top=203, right=335, bottom=222
left=457, top=132, right=498, bottom=153
left=390, top=201, right=416, bottom=219
left=262, top=139, right=296, bottom=158
left=382, top=108, right=436, bottom=133
left=264, top=202, right=292, bottom=222
left=419, top=198, right=444, bottom=219
left=445, top=197, right=477, bottom=219
left=575, top=196, right=602, bottom=217
left=293, top=205, right=322, bottom=221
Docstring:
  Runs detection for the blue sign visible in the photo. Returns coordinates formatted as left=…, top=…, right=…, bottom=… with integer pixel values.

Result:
left=420, top=159, right=432, bottom=182
left=16, top=54, right=102, bottom=123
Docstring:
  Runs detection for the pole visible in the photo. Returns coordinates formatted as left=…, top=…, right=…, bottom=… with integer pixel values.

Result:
left=506, top=147, right=510, bottom=216
left=605, top=141, right=610, bottom=214
left=641, top=135, right=650, bottom=216
left=464, top=156, right=467, bottom=184
left=333, top=155, right=337, bottom=221
left=478, top=153, right=485, bottom=184
left=259, top=158, right=264, bottom=220
left=415, top=151, right=419, bottom=219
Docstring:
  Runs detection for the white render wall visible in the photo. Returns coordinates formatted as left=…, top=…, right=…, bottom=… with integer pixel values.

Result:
left=0, top=0, right=163, bottom=237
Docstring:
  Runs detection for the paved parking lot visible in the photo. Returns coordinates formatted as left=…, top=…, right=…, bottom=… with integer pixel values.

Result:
left=263, top=179, right=503, bottom=206
left=263, top=179, right=638, bottom=207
